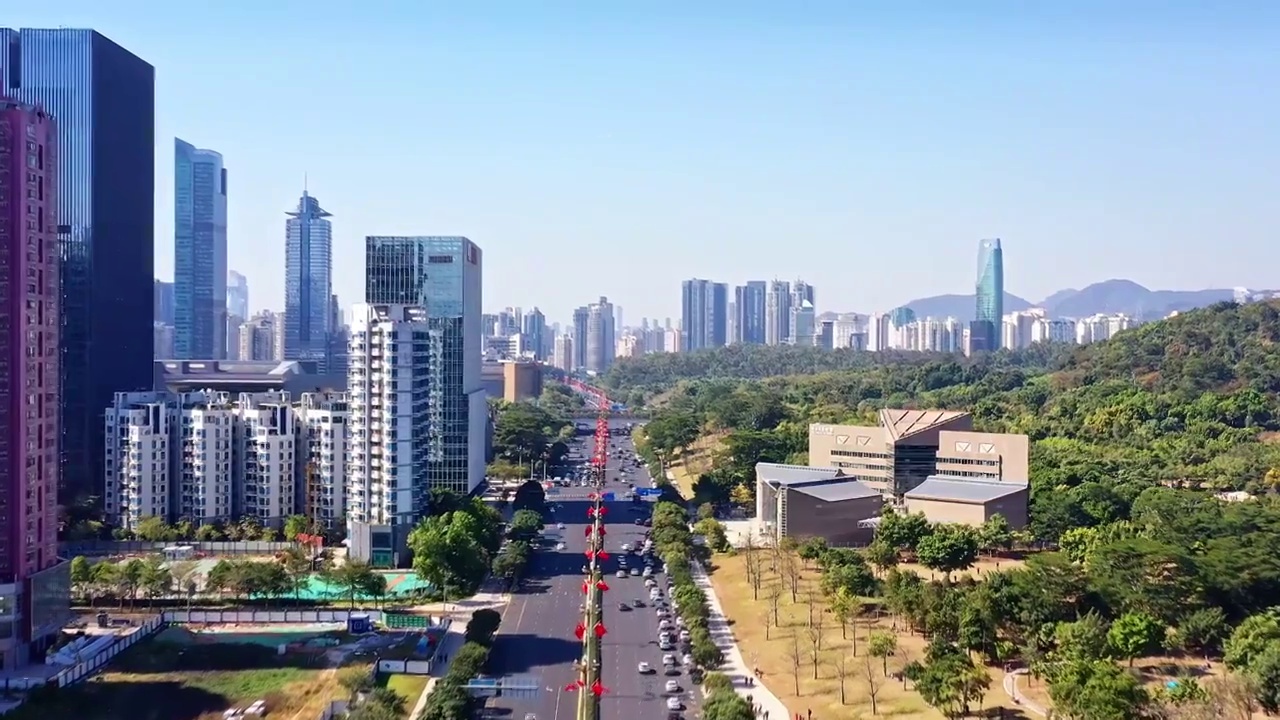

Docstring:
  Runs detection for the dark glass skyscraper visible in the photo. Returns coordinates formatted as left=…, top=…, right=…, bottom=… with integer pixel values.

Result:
left=284, top=191, right=333, bottom=368
left=681, top=279, right=728, bottom=352
left=0, top=29, right=155, bottom=500
left=971, top=238, right=1004, bottom=353
left=365, top=236, right=485, bottom=494
left=734, top=281, right=767, bottom=344
left=173, top=138, right=227, bottom=359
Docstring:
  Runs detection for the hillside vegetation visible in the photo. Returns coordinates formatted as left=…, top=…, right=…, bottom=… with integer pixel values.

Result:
left=609, top=301, right=1280, bottom=539
left=614, top=301, right=1280, bottom=717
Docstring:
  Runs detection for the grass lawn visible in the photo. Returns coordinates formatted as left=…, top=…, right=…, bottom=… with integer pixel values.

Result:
left=708, top=550, right=1036, bottom=719
left=667, top=435, right=724, bottom=499
left=384, top=674, right=429, bottom=715
left=7, top=632, right=358, bottom=720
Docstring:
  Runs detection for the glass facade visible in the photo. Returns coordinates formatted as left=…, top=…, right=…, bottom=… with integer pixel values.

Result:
left=681, top=279, right=728, bottom=351
left=975, top=238, right=1004, bottom=324
left=173, top=138, right=227, bottom=359
left=0, top=28, right=156, bottom=500
left=734, top=281, right=767, bottom=345
left=365, top=236, right=484, bottom=494
left=284, top=192, right=333, bottom=368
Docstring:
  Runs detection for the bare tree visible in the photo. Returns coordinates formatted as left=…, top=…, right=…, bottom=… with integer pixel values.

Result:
left=789, top=632, right=804, bottom=695
left=766, top=582, right=783, bottom=627
left=806, top=590, right=818, bottom=626
left=832, top=650, right=852, bottom=705
left=812, top=606, right=826, bottom=651
left=762, top=610, right=773, bottom=641
left=781, top=552, right=802, bottom=602
left=862, top=652, right=884, bottom=715
left=807, top=624, right=823, bottom=679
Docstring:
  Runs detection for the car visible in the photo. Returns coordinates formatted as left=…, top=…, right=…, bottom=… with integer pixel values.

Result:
left=643, top=567, right=654, bottom=577
left=660, top=641, right=674, bottom=651
left=630, top=568, right=641, bottom=576
left=644, top=518, right=652, bottom=527
left=645, top=579, right=656, bottom=588
left=665, top=680, right=680, bottom=693
left=656, top=608, right=669, bottom=618
left=556, top=523, right=565, bottom=529
left=679, top=630, right=691, bottom=642
left=616, top=570, right=627, bottom=578
left=620, top=543, right=632, bottom=552
left=663, top=654, right=677, bottom=666
left=682, top=653, right=694, bottom=666
left=633, top=599, right=645, bottom=607
left=634, top=518, right=644, bottom=525
left=637, top=662, right=653, bottom=674
left=659, top=619, right=671, bottom=630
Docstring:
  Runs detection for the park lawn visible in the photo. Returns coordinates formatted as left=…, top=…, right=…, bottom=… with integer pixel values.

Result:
left=708, top=551, right=1034, bottom=719
left=384, top=673, right=429, bottom=714
left=666, top=434, right=725, bottom=499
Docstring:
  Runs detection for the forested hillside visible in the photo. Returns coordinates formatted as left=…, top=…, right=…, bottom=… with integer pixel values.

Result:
left=615, top=301, right=1280, bottom=538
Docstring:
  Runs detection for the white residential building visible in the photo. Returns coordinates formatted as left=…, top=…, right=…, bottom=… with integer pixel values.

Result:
left=346, top=304, right=433, bottom=564
left=104, top=389, right=346, bottom=531
left=105, top=392, right=176, bottom=529
left=1076, top=313, right=1136, bottom=344
left=296, top=392, right=349, bottom=530
left=178, top=393, right=236, bottom=524
left=235, top=392, right=297, bottom=523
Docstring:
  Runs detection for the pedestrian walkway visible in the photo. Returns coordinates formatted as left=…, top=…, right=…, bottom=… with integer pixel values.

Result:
left=691, top=563, right=790, bottom=720
left=1002, top=669, right=1048, bottom=717
left=407, top=623, right=468, bottom=719
left=404, top=589, right=510, bottom=618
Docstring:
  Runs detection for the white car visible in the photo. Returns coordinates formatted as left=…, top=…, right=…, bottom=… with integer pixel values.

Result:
left=659, top=619, right=671, bottom=630
left=682, top=653, right=694, bottom=666
left=557, top=523, right=565, bottom=530
left=656, top=608, right=669, bottom=618
left=662, top=653, right=677, bottom=666
left=637, top=662, right=652, bottom=674
left=665, top=679, right=680, bottom=693
left=666, top=697, right=682, bottom=711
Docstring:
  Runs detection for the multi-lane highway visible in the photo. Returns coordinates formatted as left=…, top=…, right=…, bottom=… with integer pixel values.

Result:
left=484, top=424, right=696, bottom=720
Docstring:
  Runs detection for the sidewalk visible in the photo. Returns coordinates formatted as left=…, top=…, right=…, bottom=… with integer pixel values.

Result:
left=1002, top=669, right=1048, bottom=717
left=407, top=623, right=468, bottom=719
left=691, top=563, right=790, bottom=720
left=402, top=589, right=510, bottom=618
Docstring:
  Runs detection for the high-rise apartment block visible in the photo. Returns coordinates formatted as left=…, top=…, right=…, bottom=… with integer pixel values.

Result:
left=765, top=280, right=791, bottom=346
left=553, top=333, right=574, bottom=371
left=2, top=28, right=156, bottom=501
left=284, top=191, right=333, bottom=369
left=680, top=279, right=728, bottom=352
left=365, top=236, right=485, bottom=495
left=173, top=139, right=228, bottom=359
left=103, top=390, right=347, bottom=531
left=0, top=95, right=68, bottom=669
left=522, top=307, right=547, bottom=361
left=238, top=311, right=280, bottom=361
left=346, top=304, right=433, bottom=566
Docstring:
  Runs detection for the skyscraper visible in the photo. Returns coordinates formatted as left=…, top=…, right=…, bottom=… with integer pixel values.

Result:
left=765, top=280, right=792, bottom=346
left=1, top=29, right=156, bottom=500
left=970, top=238, right=1004, bottom=353
left=523, top=307, right=547, bottom=361
left=173, top=139, right=228, bottom=359
left=154, top=280, right=175, bottom=325
left=734, top=281, right=767, bottom=345
left=284, top=191, right=333, bottom=368
left=227, top=270, right=249, bottom=321
left=572, top=306, right=590, bottom=370
left=585, top=297, right=616, bottom=374
left=365, top=236, right=485, bottom=494
left=680, top=279, right=728, bottom=352
left=0, top=96, right=67, bottom=669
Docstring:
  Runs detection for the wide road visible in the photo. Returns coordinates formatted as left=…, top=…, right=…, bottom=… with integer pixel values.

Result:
left=484, top=433, right=616, bottom=720
left=596, top=432, right=699, bottom=720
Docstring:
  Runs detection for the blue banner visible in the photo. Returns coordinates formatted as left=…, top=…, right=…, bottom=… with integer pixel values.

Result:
left=638, top=488, right=663, bottom=497
left=602, top=492, right=616, bottom=501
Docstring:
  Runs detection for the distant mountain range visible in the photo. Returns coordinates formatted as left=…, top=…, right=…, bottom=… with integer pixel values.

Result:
left=900, top=279, right=1238, bottom=322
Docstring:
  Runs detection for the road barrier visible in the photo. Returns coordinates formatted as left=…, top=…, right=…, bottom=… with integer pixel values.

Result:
left=162, top=609, right=383, bottom=624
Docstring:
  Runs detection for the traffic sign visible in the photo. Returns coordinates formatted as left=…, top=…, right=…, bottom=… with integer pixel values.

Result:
left=546, top=488, right=560, bottom=495
left=637, top=488, right=662, bottom=497
left=602, top=492, right=615, bottom=501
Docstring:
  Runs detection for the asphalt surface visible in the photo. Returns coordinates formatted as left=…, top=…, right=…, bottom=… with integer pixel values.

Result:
left=485, top=427, right=693, bottom=720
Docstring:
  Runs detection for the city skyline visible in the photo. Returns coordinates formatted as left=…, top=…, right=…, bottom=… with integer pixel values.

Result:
left=6, top=4, right=1279, bottom=323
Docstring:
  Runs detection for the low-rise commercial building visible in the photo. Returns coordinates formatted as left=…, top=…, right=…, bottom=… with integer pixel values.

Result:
left=503, top=360, right=543, bottom=402
left=755, top=463, right=884, bottom=545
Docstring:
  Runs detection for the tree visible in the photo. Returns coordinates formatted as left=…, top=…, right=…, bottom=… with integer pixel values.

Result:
left=1055, top=612, right=1112, bottom=663
left=322, top=560, right=382, bottom=608
left=832, top=649, right=853, bottom=704
left=863, top=651, right=885, bottom=715
left=905, top=642, right=990, bottom=718
left=807, top=615, right=824, bottom=678
left=780, top=551, right=802, bottom=602
left=283, top=514, right=310, bottom=539
left=869, top=631, right=897, bottom=676
left=465, top=608, right=502, bottom=645
left=876, top=508, right=932, bottom=553
left=766, top=582, right=783, bottom=627
left=277, top=546, right=314, bottom=604
left=1172, top=606, right=1228, bottom=660
left=798, top=537, right=828, bottom=565
left=701, top=690, right=754, bottom=720
left=820, top=561, right=877, bottom=599
left=511, top=479, right=547, bottom=515
left=830, top=588, right=855, bottom=641
left=915, top=525, right=979, bottom=578
left=1049, top=659, right=1149, bottom=720
left=70, top=556, right=93, bottom=605
left=729, top=483, right=754, bottom=507
left=508, top=509, right=545, bottom=541
left=1225, top=612, right=1280, bottom=671
left=788, top=632, right=804, bottom=695
left=139, top=556, right=172, bottom=605
left=864, top=540, right=899, bottom=576
left=977, top=514, right=1014, bottom=556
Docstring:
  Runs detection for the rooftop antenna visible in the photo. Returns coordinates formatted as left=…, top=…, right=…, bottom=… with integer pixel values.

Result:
left=303, top=172, right=308, bottom=195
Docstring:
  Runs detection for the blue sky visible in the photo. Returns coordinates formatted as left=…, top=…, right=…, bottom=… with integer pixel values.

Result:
left=11, top=1, right=1280, bottom=325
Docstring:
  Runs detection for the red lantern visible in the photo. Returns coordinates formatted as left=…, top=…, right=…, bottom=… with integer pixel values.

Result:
left=564, top=683, right=579, bottom=692
left=593, top=622, right=607, bottom=638
left=584, top=549, right=595, bottom=559
left=597, top=526, right=607, bottom=536
left=587, top=507, right=597, bottom=517
left=584, top=526, right=593, bottom=536
left=596, top=506, right=608, bottom=515
left=597, top=551, right=610, bottom=561
left=591, top=680, right=606, bottom=696
left=574, top=622, right=586, bottom=639
left=582, top=582, right=590, bottom=594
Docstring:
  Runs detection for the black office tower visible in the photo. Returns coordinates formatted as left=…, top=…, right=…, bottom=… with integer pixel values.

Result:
left=0, top=29, right=156, bottom=501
